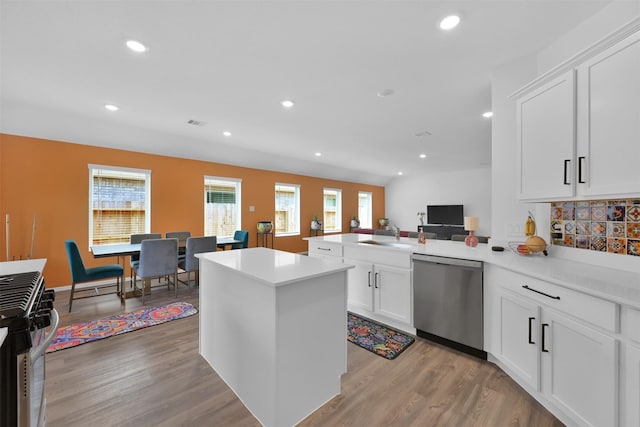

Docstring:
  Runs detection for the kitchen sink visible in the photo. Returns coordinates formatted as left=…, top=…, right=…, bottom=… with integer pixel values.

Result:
left=358, top=239, right=414, bottom=249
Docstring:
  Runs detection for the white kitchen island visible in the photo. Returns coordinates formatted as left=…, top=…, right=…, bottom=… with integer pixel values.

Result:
left=196, top=247, right=353, bottom=427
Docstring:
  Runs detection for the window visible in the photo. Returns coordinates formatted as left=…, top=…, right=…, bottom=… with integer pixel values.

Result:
left=89, top=165, right=151, bottom=247
left=323, top=188, right=342, bottom=233
left=358, top=191, right=373, bottom=228
left=204, top=177, right=242, bottom=238
left=275, top=183, right=300, bottom=236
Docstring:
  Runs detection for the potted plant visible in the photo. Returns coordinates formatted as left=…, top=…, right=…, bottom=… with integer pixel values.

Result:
left=311, top=215, right=322, bottom=230
left=350, top=216, right=360, bottom=228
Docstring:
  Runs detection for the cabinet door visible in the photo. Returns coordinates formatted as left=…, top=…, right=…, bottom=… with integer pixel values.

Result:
left=576, top=30, right=640, bottom=198
left=497, top=289, right=541, bottom=390
left=516, top=70, right=576, bottom=201
left=373, top=264, right=411, bottom=325
left=541, top=310, right=617, bottom=427
left=623, top=343, right=640, bottom=427
left=345, top=259, right=373, bottom=312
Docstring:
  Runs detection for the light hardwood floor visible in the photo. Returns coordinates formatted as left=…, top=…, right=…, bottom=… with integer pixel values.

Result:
left=45, top=283, right=563, bottom=427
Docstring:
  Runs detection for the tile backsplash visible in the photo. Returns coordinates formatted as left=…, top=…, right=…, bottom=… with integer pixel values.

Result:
left=550, top=199, right=640, bottom=256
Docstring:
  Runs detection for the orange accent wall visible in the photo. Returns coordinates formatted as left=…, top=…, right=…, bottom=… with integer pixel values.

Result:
left=0, top=133, right=385, bottom=288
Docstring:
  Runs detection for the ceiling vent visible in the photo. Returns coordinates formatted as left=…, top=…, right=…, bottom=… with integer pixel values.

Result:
left=187, top=119, right=207, bottom=127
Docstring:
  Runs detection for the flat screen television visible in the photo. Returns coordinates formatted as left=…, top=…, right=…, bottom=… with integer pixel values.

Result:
left=427, top=205, right=464, bottom=226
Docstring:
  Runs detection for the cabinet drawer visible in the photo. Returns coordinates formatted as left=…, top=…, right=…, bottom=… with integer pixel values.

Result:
left=343, top=245, right=411, bottom=268
left=491, top=266, right=617, bottom=332
left=308, top=241, right=343, bottom=257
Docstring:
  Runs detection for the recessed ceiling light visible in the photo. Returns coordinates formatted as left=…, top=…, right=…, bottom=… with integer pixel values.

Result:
left=482, top=111, right=493, bottom=118
left=126, top=40, right=147, bottom=53
left=440, top=15, right=460, bottom=30
left=398, top=171, right=404, bottom=176
left=377, top=89, right=395, bottom=98
left=104, top=104, right=119, bottom=111
left=281, top=100, right=295, bottom=108
left=419, top=154, right=427, bottom=159
left=223, top=131, right=232, bottom=137
left=315, top=152, right=322, bottom=157
left=415, top=130, right=433, bottom=137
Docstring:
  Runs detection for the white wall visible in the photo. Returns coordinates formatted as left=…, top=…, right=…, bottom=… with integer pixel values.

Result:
left=385, top=168, right=491, bottom=237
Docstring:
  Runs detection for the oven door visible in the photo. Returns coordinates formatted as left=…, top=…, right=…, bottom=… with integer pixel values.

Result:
left=18, top=308, right=59, bottom=427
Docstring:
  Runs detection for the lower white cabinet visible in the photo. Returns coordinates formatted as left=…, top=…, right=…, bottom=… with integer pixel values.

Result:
left=344, top=258, right=412, bottom=326
left=622, top=342, right=640, bottom=427
left=486, top=265, right=618, bottom=427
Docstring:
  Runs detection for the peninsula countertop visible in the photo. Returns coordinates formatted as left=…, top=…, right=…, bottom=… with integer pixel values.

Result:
left=305, top=234, right=640, bottom=309
left=196, top=247, right=353, bottom=287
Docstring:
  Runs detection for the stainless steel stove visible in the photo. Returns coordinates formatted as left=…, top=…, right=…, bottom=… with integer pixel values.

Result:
left=0, top=270, right=59, bottom=427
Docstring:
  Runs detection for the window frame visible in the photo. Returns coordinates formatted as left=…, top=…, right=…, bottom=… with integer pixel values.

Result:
left=204, top=176, right=242, bottom=238
left=274, top=183, right=301, bottom=237
left=358, top=191, right=373, bottom=229
left=323, top=187, right=342, bottom=233
left=88, top=164, right=151, bottom=248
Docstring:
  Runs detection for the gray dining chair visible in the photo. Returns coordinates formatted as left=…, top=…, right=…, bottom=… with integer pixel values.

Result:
left=374, top=229, right=395, bottom=236
left=130, top=233, right=161, bottom=284
left=165, top=231, right=191, bottom=261
left=409, top=231, right=437, bottom=239
left=178, top=236, right=217, bottom=289
left=451, top=234, right=489, bottom=243
left=133, top=238, right=178, bottom=304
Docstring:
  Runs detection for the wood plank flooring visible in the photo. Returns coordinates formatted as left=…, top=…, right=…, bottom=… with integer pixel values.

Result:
left=45, top=283, right=563, bottom=427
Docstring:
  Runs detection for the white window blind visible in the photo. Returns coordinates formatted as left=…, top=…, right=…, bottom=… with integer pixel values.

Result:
left=323, top=188, right=342, bottom=232
left=358, top=191, right=373, bottom=228
left=204, top=177, right=241, bottom=238
left=89, top=165, right=151, bottom=246
left=275, top=183, right=300, bottom=236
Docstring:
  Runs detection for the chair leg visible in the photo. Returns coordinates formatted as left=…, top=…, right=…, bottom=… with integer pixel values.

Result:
left=174, top=272, right=178, bottom=298
left=68, top=282, right=76, bottom=312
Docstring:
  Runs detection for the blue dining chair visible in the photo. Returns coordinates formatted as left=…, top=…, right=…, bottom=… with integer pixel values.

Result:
left=178, top=236, right=217, bottom=288
left=65, top=240, right=124, bottom=312
left=132, top=238, right=178, bottom=304
left=165, top=231, right=191, bottom=262
left=231, top=230, right=249, bottom=249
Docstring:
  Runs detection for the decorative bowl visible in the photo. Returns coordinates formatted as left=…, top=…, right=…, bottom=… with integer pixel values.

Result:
left=257, top=221, right=273, bottom=233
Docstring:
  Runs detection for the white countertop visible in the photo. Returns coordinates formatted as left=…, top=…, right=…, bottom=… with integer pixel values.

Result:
left=197, top=247, right=353, bottom=287
left=0, top=258, right=47, bottom=275
left=306, top=234, right=640, bottom=308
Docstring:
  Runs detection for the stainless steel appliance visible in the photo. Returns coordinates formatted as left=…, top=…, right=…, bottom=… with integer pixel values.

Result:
left=0, top=271, right=59, bottom=427
left=412, top=254, right=485, bottom=359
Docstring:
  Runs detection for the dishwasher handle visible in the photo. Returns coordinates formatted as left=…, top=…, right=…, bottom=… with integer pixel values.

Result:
left=412, top=254, right=482, bottom=270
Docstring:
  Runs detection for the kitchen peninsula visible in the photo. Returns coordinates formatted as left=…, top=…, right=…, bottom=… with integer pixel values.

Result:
left=196, top=247, right=353, bottom=427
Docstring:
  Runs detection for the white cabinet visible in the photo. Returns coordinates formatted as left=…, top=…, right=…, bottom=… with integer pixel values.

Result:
left=343, top=245, right=412, bottom=328
left=622, top=343, right=640, bottom=427
left=485, top=265, right=618, bottom=427
left=576, top=30, right=640, bottom=198
left=516, top=70, right=576, bottom=201
left=515, top=28, right=640, bottom=201
left=308, top=240, right=343, bottom=262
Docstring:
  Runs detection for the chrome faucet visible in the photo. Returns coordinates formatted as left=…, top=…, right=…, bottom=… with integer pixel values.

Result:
left=391, top=224, right=401, bottom=240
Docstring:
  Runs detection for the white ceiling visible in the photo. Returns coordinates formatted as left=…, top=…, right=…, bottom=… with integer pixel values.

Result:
left=0, top=0, right=612, bottom=186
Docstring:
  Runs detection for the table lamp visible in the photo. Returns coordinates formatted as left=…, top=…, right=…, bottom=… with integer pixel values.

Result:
left=464, top=216, right=479, bottom=247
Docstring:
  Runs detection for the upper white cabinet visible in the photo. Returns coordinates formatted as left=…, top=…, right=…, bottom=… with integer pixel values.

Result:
left=576, top=30, right=640, bottom=198
left=516, top=70, right=576, bottom=201
left=515, top=26, right=640, bottom=201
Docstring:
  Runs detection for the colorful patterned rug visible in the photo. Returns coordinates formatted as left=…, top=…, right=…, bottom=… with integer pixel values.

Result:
left=46, top=302, right=198, bottom=353
left=347, top=312, right=415, bottom=360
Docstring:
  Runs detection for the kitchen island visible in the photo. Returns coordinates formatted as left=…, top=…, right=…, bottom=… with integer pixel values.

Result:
left=196, top=247, right=353, bottom=427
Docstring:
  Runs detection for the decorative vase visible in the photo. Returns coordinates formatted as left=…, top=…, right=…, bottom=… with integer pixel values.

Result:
left=257, top=221, right=273, bottom=233
left=379, top=218, right=389, bottom=228
left=350, top=219, right=360, bottom=228
left=311, top=220, right=322, bottom=230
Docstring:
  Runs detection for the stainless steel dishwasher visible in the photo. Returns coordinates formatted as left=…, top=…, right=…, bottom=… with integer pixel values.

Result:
left=412, top=253, right=486, bottom=359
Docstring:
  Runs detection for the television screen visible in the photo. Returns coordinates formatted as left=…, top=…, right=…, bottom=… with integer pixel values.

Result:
left=427, top=205, right=464, bottom=226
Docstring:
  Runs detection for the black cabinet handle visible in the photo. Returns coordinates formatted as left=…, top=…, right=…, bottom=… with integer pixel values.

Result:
left=374, top=272, right=379, bottom=288
left=578, top=156, right=586, bottom=184
left=563, top=159, right=571, bottom=185
left=541, top=323, right=549, bottom=352
left=317, top=247, right=331, bottom=251
left=367, top=271, right=371, bottom=287
left=528, top=317, right=535, bottom=344
left=523, top=285, right=560, bottom=300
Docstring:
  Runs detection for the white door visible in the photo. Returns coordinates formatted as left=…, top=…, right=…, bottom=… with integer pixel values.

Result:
left=373, top=264, right=411, bottom=325
left=345, top=259, right=373, bottom=312
left=516, top=70, right=576, bottom=201
left=541, top=310, right=617, bottom=427
left=623, top=343, right=640, bottom=427
left=577, top=30, right=640, bottom=198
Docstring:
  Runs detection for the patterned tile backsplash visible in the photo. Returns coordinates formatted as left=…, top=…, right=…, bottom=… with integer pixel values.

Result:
left=550, top=199, right=640, bottom=257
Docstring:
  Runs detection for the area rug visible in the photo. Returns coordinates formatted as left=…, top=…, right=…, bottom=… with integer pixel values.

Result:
left=46, top=301, right=198, bottom=353
left=347, top=312, right=415, bottom=360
